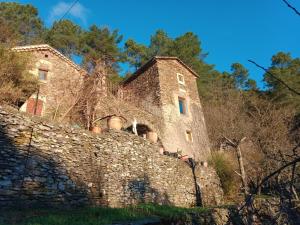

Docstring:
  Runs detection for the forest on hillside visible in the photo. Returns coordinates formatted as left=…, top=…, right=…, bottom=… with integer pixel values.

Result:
left=0, top=2, right=299, bottom=224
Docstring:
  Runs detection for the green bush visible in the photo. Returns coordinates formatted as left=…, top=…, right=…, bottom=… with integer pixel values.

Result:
left=209, top=152, right=238, bottom=195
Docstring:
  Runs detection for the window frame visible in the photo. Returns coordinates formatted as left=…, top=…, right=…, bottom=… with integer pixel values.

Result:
left=38, top=69, right=48, bottom=81
left=178, top=97, right=187, bottom=115
left=177, top=73, right=185, bottom=85
left=186, top=130, right=193, bottom=142
left=177, top=73, right=186, bottom=92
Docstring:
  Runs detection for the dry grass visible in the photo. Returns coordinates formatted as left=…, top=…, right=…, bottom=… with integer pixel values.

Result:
left=0, top=44, right=38, bottom=105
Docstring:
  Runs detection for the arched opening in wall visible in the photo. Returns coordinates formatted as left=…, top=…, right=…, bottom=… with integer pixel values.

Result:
left=125, top=123, right=161, bottom=145
left=125, top=123, right=151, bottom=138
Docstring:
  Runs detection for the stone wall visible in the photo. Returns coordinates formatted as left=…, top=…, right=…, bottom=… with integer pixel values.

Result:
left=157, top=59, right=211, bottom=161
left=120, top=58, right=211, bottom=161
left=19, top=49, right=83, bottom=119
left=93, top=95, right=164, bottom=138
left=0, top=106, right=223, bottom=208
left=121, top=62, right=162, bottom=117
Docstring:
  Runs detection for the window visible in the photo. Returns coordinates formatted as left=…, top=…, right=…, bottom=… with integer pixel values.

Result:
left=179, top=83, right=186, bottom=92
left=38, top=69, right=48, bottom=81
left=177, top=73, right=186, bottom=92
left=186, top=130, right=193, bottom=142
left=178, top=97, right=187, bottom=114
left=177, top=73, right=185, bottom=85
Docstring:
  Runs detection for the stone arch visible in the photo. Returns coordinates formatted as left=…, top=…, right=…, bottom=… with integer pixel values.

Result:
left=124, top=118, right=163, bottom=147
left=125, top=123, right=151, bottom=138
left=124, top=118, right=156, bottom=134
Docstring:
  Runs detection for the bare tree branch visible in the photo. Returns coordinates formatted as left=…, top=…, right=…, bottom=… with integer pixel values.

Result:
left=234, top=170, right=242, bottom=177
left=239, top=155, right=300, bottom=214
left=223, top=136, right=237, bottom=147
left=248, top=59, right=300, bottom=96
left=257, top=156, right=300, bottom=192
left=282, top=0, right=300, bottom=17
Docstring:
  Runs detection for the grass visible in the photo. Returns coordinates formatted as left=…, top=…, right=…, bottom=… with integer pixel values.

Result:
left=0, top=207, right=143, bottom=225
left=135, top=204, right=210, bottom=219
left=254, top=194, right=275, bottom=199
left=208, top=152, right=239, bottom=196
left=0, top=204, right=211, bottom=225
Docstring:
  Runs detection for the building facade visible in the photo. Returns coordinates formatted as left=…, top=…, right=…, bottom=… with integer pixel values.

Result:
left=12, top=45, right=84, bottom=118
left=13, top=45, right=211, bottom=161
left=122, top=57, right=211, bottom=161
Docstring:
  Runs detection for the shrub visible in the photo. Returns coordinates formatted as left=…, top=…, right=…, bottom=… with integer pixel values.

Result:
left=209, top=152, right=239, bottom=196
left=0, top=44, right=38, bottom=105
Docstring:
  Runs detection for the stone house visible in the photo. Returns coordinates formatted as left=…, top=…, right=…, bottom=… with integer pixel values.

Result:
left=13, top=45, right=211, bottom=161
left=121, top=56, right=211, bottom=161
left=12, top=44, right=84, bottom=118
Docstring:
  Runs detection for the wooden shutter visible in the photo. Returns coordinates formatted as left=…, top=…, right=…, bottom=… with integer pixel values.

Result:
left=26, top=98, right=43, bottom=116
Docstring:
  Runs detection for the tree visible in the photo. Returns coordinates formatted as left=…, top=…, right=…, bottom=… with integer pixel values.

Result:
left=264, top=52, right=300, bottom=111
left=124, top=30, right=173, bottom=69
left=0, top=2, right=44, bottom=45
left=148, top=30, right=172, bottom=57
left=0, top=19, right=19, bottom=45
left=80, top=25, right=123, bottom=73
left=170, top=32, right=203, bottom=67
left=124, top=39, right=148, bottom=69
left=45, top=20, right=82, bottom=57
left=123, top=30, right=217, bottom=98
left=231, top=63, right=249, bottom=89
left=245, top=79, right=258, bottom=91
left=124, top=30, right=207, bottom=70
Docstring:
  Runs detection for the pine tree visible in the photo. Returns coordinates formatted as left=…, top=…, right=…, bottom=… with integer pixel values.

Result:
left=0, top=2, right=44, bottom=45
left=45, top=20, right=82, bottom=57
left=264, top=52, right=300, bottom=111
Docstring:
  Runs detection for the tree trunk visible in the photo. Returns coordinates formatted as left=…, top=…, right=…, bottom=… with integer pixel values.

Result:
left=236, top=143, right=249, bottom=196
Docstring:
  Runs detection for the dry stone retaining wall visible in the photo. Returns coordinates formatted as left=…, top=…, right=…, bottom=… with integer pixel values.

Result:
left=0, top=106, right=223, bottom=208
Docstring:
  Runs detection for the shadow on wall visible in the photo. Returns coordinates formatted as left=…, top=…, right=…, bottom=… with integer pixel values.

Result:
left=0, top=108, right=212, bottom=209
left=186, top=159, right=203, bottom=207
left=122, top=174, right=171, bottom=206
left=0, top=124, right=103, bottom=208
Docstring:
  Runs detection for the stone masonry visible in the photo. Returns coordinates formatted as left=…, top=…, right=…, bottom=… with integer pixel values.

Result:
left=12, top=45, right=84, bottom=119
left=122, top=57, right=211, bottom=161
left=5, top=45, right=220, bottom=208
left=13, top=45, right=211, bottom=162
left=0, top=106, right=223, bottom=208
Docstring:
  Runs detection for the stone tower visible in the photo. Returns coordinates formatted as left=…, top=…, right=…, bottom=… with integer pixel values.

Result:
left=121, top=56, right=211, bottom=161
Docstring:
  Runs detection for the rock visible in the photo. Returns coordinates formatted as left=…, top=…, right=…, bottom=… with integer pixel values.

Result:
left=0, top=180, right=12, bottom=187
left=34, top=177, right=47, bottom=182
left=58, top=182, right=65, bottom=191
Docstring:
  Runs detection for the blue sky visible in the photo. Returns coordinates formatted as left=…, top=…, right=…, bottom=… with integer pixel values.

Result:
left=3, top=0, right=300, bottom=88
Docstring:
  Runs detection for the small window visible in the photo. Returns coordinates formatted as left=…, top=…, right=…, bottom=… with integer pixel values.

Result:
left=186, top=130, right=193, bottom=142
left=38, top=69, right=48, bottom=81
left=179, top=83, right=186, bottom=92
left=178, top=97, right=187, bottom=114
left=177, top=73, right=185, bottom=85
